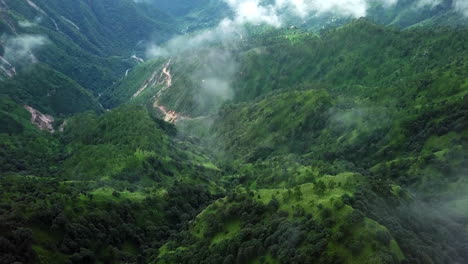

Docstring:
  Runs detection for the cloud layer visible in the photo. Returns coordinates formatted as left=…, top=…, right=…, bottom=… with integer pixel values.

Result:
left=454, top=0, right=468, bottom=17
left=2, top=34, right=48, bottom=64
left=224, top=0, right=372, bottom=26
left=144, top=0, right=398, bottom=115
left=143, top=0, right=467, bottom=116
left=223, top=0, right=467, bottom=26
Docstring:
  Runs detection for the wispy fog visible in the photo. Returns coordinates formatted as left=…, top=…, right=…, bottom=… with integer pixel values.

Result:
left=141, top=0, right=467, bottom=116
left=1, top=34, right=48, bottom=65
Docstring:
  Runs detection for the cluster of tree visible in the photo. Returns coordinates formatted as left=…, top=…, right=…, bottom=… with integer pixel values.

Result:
left=348, top=183, right=468, bottom=264
left=0, top=96, right=63, bottom=176
left=0, top=219, right=36, bottom=264
left=157, top=191, right=401, bottom=264
left=0, top=176, right=218, bottom=264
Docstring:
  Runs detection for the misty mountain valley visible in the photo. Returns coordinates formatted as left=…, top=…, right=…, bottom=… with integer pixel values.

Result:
left=0, top=0, right=467, bottom=263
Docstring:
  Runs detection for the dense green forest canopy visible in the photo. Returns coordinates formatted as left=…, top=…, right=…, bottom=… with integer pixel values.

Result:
left=0, top=0, right=467, bottom=263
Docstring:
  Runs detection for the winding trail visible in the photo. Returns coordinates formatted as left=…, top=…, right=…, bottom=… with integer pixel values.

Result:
left=131, top=55, right=145, bottom=64
left=0, top=13, right=18, bottom=35
left=0, top=56, right=16, bottom=78
left=0, top=0, right=8, bottom=9
left=61, top=16, right=79, bottom=31
left=0, top=65, right=13, bottom=78
left=25, top=0, right=60, bottom=32
left=0, top=3, right=18, bottom=35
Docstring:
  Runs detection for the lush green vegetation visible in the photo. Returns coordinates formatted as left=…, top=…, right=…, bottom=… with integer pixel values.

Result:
left=157, top=173, right=405, bottom=264
left=1, top=3, right=467, bottom=264
left=0, top=100, right=223, bottom=263
left=0, top=175, right=217, bottom=264
left=61, top=104, right=220, bottom=184
left=107, top=19, right=467, bottom=117
left=367, top=0, right=468, bottom=28
left=0, top=95, right=61, bottom=176
left=0, top=65, right=102, bottom=116
left=0, top=0, right=223, bottom=116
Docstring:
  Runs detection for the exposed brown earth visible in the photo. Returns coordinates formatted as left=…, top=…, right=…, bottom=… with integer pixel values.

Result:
left=24, top=105, right=55, bottom=133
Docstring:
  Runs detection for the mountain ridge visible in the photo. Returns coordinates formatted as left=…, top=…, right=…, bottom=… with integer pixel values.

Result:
left=0, top=1, right=467, bottom=264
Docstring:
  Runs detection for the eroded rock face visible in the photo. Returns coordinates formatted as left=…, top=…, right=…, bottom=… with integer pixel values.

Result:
left=24, top=105, right=55, bottom=132
left=132, top=59, right=191, bottom=123
left=150, top=60, right=191, bottom=123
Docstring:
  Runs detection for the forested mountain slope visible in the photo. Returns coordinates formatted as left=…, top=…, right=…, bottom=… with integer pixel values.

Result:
left=367, top=0, right=468, bottom=28
left=101, top=18, right=468, bottom=264
left=0, top=100, right=223, bottom=263
left=105, top=19, right=467, bottom=118
left=0, top=0, right=220, bottom=118
left=0, top=1, right=467, bottom=264
left=0, top=0, right=144, bottom=116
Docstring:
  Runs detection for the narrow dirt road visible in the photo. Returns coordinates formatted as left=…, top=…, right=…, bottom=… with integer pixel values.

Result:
left=25, top=0, right=60, bottom=32
left=0, top=56, right=16, bottom=78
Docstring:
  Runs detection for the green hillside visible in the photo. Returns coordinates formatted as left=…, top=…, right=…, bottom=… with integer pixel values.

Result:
left=1, top=2, right=467, bottom=264
left=157, top=173, right=405, bottom=264
left=0, top=0, right=221, bottom=116
left=100, top=19, right=468, bottom=263
left=0, top=101, right=223, bottom=263
left=0, top=64, right=102, bottom=116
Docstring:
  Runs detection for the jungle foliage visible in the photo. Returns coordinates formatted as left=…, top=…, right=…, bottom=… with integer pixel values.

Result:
left=0, top=5, right=467, bottom=264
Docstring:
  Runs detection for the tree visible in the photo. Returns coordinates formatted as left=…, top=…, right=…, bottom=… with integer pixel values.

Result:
left=267, top=197, right=279, bottom=211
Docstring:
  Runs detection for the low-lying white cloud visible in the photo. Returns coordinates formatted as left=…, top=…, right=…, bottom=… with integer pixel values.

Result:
left=454, top=0, right=468, bottom=17
left=146, top=19, right=239, bottom=58
left=143, top=0, right=466, bottom=116
left=146, top=23, right=239, bottom=114
left=142, top=0, right=466, bottom=35
left=18, top=20, right=36, bottom=28
left=18, top=17, right=42, bottom=28
left=2, top=34, right=48, bottom=64
left=226, top=0, right=281, bottom=26
left=145, top=0, right=394, bottom=114
left=147, top=0, right=388, bottom=59
left=277, top=0, right=370, bottom=18
left=224, top=0, right=468, bottom=24
left=416, top=0, right=443, bottom=8
left=193, top=49, right=237, bottom=106
left=224, top=0, right=373, bottom=26
left=414, top=0, right=468, bottom=17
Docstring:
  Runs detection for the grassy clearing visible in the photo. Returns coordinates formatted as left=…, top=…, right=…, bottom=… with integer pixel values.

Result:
left=79, top=187, right=148, bottom=203
left=211, top=220, right=241, bottom=245
left=191, top=198, right=227, bottom=239
left=249, top=253, right=280, bottom=264
left=252, top=172, right=404, bottom=263
left=33, top=245, right=68, bottom=264
left=165, top=172, right=404, bottom=263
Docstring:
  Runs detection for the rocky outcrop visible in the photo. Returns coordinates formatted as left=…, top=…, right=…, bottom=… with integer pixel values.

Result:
left=152, top=60, right=191, bottom=123
left=24, top=105, right=55, bottom=133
